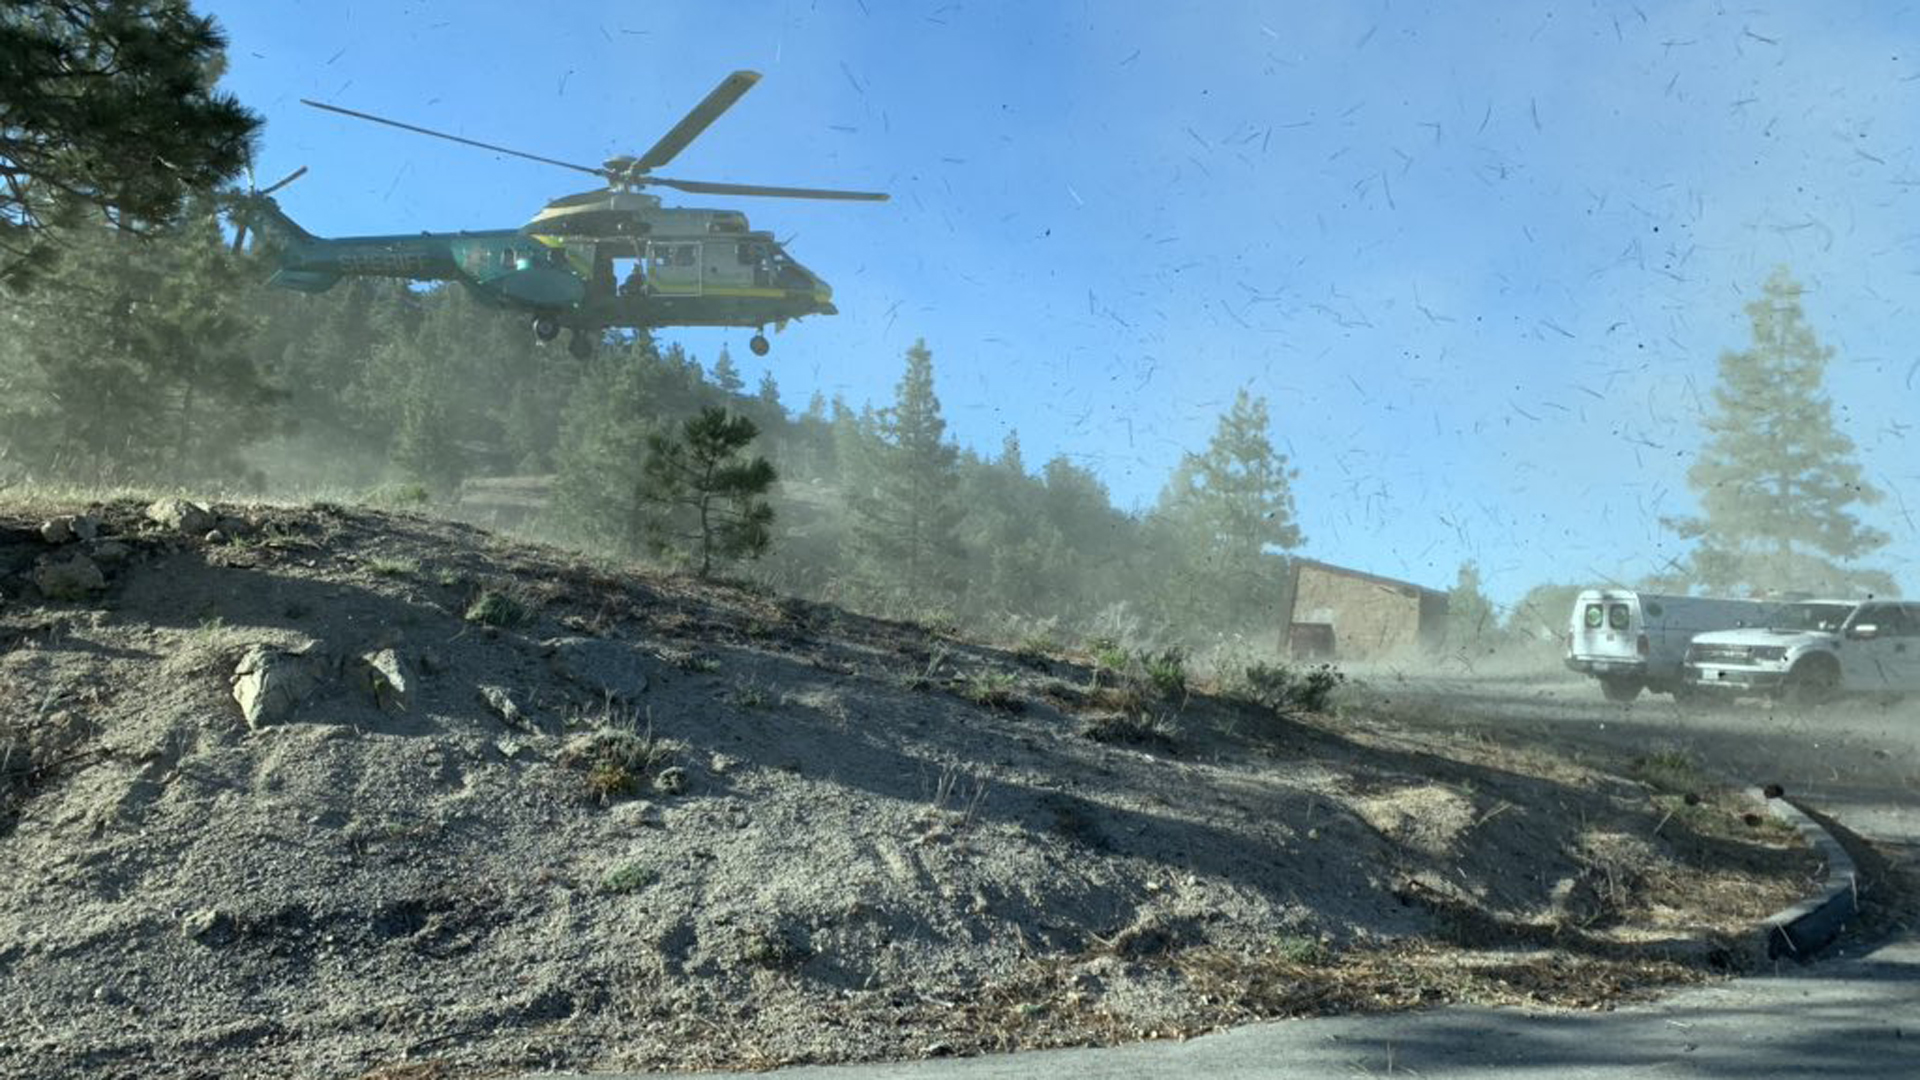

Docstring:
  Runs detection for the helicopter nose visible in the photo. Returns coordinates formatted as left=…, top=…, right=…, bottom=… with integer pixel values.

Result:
left=813, top=278, right=836, bottom=314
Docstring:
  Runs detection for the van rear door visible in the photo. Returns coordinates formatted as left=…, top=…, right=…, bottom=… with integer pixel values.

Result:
left=1571, top=594, right=1640, bottom=662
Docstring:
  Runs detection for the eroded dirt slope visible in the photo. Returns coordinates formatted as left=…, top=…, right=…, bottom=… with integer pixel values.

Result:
left=0, top=499, right=1814, bottom=1079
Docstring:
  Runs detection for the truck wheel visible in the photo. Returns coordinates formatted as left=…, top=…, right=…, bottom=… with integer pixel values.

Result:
left=1780, top=657, right=1839, bottom=707
left=1600, top=676, right=1643, bottom=703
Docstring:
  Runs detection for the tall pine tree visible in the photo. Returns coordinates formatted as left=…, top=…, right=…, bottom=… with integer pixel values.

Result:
left=1149, top=389, right=1303, bottom=629
left=1, top=1, right=259, bottom=289
left=1671, top=267, right=1891, bottom=595
left=849, top=339, right=967, bottom=611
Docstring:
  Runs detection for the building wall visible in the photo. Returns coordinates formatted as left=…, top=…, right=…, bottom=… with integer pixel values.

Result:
left=1290, top=563, right=1433, bottom=660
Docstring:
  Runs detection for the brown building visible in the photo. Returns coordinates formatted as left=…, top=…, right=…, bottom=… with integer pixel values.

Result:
left=1285, top=559, right=1448, bottom=661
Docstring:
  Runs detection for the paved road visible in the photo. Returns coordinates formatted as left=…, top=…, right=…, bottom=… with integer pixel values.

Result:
left=537, top=676, right=1918, bottom=1080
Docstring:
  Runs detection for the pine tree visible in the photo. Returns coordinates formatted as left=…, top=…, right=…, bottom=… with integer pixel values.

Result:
left=957, top=431, right=1048, bottom=616
left=849, top=339, right=967, bottom=610
left=1445, top=561, right=1499, bottom=654
left=710, top=346, right=745, bottom=396
left=639, top=407, right=777, bottom=577
left=1671, top=267, right=1891, bottom=595
left=0, top=210, right=281, bottom=484
left=756, top=370, right=783, bottom=412
left=1, top=2, right=259, bottom=290
left=551, top=335, right=716, bottom=554
left=1149, top=389, right=1303, bottom=628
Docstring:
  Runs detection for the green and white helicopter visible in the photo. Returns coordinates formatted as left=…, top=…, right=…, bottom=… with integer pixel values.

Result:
left=234, top=71, right=886, bottom=358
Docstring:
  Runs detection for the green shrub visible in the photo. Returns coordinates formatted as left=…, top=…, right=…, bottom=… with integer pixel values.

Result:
left=1272, top=933, right=1330, bottom=965
left=601, top=861, right=654, bottom=894
left=1142, top=646, right=1189, bottom=700
left=566, top=719, right=673, bottom=804
left=961, top=670, right=1020, bottom=711
left=1081, top=710, right=1176, bottom=749
left=1087, top=635, right=1130, bottom=677
left=464, top=589, right=528, bottom=627
left=1239, top=661, right=1347, bottom=714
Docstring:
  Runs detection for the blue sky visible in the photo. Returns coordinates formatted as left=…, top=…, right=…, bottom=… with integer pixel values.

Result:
left=198, top=1, right=1920, bottom=608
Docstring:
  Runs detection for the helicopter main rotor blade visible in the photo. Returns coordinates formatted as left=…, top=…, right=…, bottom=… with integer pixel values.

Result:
left=301, top=99, right=606, bottom=179
left=634, top=70, right=761, bottom=172
left=645, top=175, right=889, bottom=201
left=258, top=165, right=308, bottom=197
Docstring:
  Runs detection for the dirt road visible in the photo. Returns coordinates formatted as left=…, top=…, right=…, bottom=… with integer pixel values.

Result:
left=1365, top=671, right=1919, bottom=873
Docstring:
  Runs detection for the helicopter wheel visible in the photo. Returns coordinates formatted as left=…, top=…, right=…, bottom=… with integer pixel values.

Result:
left=567, top=329, right=596, bottom=359
left=532, top=316, right=561, bottom=343
left=749, top=332, right=770, bottom=357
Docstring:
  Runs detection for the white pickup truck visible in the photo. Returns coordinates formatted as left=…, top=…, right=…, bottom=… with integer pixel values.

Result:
left=1683, top=599, right=1920, bottom=704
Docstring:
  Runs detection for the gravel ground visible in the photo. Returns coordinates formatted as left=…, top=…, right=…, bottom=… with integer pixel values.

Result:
left=0, top=500, right=1818, bottom=1079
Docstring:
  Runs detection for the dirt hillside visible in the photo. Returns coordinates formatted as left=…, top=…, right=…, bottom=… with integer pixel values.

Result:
left=0, top=498, right=1815, bottom=1079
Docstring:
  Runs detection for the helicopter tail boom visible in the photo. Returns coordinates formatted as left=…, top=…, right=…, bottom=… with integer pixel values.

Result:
left=242, top=195, right=318, bottom=245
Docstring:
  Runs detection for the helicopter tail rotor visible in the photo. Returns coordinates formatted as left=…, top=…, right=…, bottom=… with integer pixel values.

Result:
left=229, top=165, right=311, bottom=253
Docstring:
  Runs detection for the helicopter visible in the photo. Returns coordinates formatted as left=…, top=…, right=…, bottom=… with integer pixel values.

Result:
left=233, top=70, right=886, bottom=359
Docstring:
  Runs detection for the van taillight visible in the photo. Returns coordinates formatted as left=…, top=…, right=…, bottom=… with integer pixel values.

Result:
left=1637, top=633, right=1650, bottom=657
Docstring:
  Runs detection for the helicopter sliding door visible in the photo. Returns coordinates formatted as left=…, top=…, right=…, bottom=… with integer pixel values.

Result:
left=646, top=240, right=703, bottom=296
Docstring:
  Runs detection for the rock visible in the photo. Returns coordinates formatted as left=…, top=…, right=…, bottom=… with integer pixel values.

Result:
left=613, top=800, right=664, bottom=828
left=543, top=637, right=650, bottom=702
left=1549, top=875, right=1605, bottom=927
left=479, top=684, right=528, bottom=730
left=232, top=644, right=330, bottom=730
left=32, top=555, right=106, bottom=600
left=654, top=766, right=689, bottom=796
left=355, top=648, right=411, bottom=714
left=204, top=530, right=228, bottom=545
left=42, top=515, right=102, bottom=543
left=216, top=516, right=251, bottom=538
left=147, top=497, right=215, bottom=535
left=89, top=539, right=133, bottom=564
left=181, top=907, right=235, bottom=945
left=417, top=650, right=447, bottom=675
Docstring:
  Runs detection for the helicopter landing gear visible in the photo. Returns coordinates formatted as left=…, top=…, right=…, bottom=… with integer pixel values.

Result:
left=567, top=328, right=596, bottom=359
left=749, top=332, right=770, bottom=357
left=532, top=315, right=561, bottom=343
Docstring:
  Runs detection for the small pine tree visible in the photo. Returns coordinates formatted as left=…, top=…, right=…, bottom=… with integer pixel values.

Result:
left=1445, top=561, right=1500, bottom=653
left=640, top=407, right=777, bottom=577
left=710, top=347, right=745, bottom=396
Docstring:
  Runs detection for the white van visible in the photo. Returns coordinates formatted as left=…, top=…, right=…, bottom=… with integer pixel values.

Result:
left=1564, top=590, right=1774, bottom=701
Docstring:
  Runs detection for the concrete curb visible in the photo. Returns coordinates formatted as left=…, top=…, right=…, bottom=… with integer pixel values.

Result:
left=1749, top=786, right=1858, bottom=960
